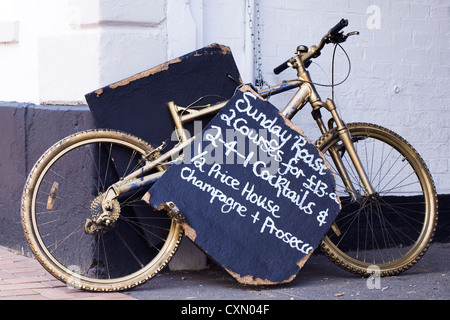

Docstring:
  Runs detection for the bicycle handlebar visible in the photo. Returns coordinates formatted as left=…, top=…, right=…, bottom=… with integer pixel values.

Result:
left=329, top=19, right=348, bottom=36
left=273, top=59, right=290, bottom=75
left=273, top=18, right=349, bottom=75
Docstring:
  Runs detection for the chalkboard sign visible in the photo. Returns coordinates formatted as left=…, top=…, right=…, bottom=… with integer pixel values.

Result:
left=147, top=86, right=340, bottom=284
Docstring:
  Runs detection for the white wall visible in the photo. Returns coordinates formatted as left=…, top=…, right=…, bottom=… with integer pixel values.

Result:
left=0, top=0, right=169, bottom=104
left=1, top=0, right=449, bottom=193
left=252, top=0, right=450, bottom=193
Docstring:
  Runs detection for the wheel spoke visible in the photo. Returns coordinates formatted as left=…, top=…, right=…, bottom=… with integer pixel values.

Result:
left=23, top=130, right=182, bottom=291
left=319, top=124, right=436, bottom=276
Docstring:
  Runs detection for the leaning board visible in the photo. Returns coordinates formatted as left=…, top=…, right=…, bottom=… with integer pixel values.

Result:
left=147, top=86, right=341, bottom=284
left=85, top=43, right=242, bottom=149
left=83, top=44, right=242, bottom=268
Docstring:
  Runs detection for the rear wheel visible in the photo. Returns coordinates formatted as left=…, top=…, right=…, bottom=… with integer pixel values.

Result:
left=316, top=123, right=438, bottom=276
left=21, top=129, right=183, bottom=291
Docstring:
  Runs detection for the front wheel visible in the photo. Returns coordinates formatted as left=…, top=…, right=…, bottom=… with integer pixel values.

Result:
left=21, top=129, right=183, bottom=291
left=316, top=123, right=438, bottom=277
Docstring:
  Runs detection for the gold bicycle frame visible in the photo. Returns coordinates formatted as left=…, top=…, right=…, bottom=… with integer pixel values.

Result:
left=100, top=52, right=375, bottom=210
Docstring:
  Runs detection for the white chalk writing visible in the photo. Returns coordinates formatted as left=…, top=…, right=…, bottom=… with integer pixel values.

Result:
left=178, top=90, right=339, bottom=254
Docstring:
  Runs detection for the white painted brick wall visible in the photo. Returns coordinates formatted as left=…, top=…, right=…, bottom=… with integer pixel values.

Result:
left=0, top=0, right=169, bottom=104
left=240, top=0, right=450, bottom=194
left=178, top=0, right=450, bottom=194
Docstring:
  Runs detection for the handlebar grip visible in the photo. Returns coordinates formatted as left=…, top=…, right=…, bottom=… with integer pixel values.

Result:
left=273, top=59, right=290, bottom=75
left=329, top=19, right=348, bottom=35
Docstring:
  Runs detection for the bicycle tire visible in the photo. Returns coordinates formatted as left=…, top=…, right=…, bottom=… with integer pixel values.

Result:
left=315, top=123, right=438, bottom=277
left=21, top=129, right=183, bottom=291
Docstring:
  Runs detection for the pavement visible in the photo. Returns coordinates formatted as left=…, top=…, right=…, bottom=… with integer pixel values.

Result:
left=1, top=242, right=449, bottom=301
left=0, top=246, right=135, bottom=300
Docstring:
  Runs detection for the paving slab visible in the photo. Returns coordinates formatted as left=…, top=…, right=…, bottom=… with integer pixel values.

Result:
left=0, top=247, right=135, bottom=300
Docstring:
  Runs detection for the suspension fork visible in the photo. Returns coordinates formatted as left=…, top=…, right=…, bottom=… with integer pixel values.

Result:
left=319, top=99, right=375, bottom=199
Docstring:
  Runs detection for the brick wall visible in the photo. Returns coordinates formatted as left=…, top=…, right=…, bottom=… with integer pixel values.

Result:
left=243, top=0, right=449, bottom=194
left=200, top=0, right=449, bottom=193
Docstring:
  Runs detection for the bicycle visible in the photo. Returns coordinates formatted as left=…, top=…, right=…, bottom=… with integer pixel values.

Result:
left=21, top=19, right=438, bottom=291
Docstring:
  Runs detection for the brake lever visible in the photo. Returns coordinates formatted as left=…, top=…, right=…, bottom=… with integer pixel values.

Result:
left=328, top=31, right=359, bottom=44
left=346, top=31, right=360, bottom=37
left=327, top=32, right=346, bottom=44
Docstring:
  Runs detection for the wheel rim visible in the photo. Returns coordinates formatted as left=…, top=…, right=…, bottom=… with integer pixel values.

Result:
left=26, top=132, right=182, bottom=290
left=318, top=124, right=436, bottom=274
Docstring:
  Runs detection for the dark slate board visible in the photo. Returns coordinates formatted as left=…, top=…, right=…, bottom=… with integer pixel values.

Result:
left=83, top=44, right=242, bottom=271
left=147, top=86, right=341, bottom=285
left=85, top=43, right=242, bottom=149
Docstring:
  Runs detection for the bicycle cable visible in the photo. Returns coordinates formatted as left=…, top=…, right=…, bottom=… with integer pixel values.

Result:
left=331, top=43, right=351, bottom=101
left=181, top=94, right=228, bottom=116
left=299, top=43, right=352, bottom=90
